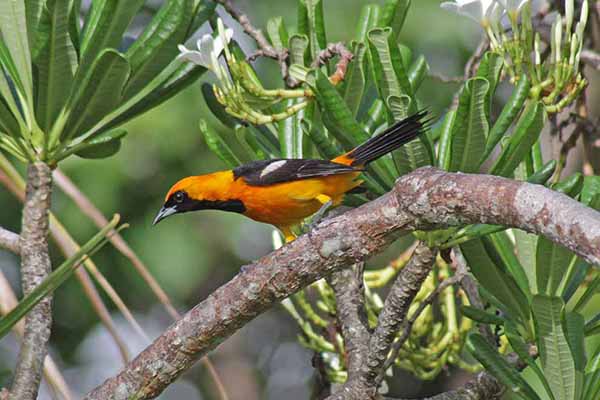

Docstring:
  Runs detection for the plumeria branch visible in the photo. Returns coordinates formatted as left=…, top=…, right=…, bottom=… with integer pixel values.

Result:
left=9, top=163, right=53, bottom=400
left=85, top=167, right=600, bottom=399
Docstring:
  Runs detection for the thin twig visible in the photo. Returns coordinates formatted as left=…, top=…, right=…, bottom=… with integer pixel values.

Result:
left=10, top=162, right=53, bottom=400
left=0, top=226, right=20, bottom=255
left=215, top=0, right=289, bottom=82
left=312, top=42, right=354, bottom=85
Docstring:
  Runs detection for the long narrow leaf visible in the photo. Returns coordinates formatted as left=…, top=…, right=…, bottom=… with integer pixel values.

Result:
left=490, top=101, right=546, bottom=177
left=122, top=0, right=195, bottom=100
left=35, top=0, right=78, bottom=132
left=62, top=49, right=130, bottom=141
left=532, top=295, right=577, bottom=400
left=467, top=333, right=541, bottom=400
left=482, top=76, right=530, bottom=163
left=449, top=77, right=489, bottom=173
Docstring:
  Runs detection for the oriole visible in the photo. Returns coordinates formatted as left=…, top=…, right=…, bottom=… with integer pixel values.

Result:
left=154, top=111, right=429, bottom=242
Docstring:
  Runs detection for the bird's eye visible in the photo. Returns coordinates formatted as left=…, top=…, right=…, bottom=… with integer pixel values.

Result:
left=174, top=191, right=185, bottom=204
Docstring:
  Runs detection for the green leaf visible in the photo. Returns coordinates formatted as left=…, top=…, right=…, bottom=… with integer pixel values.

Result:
left=379, top=0, right=411, bottom=39
left=408, top=54, right=428, bottom=92
left=101, top=62, right=206, bottom=132
left=388, top=95, right=433, bottom=174
left=536, top=237, right=572, bottom=296
left=532, top=295, right=577, bottom=400
left=488, top=232, right=531, bottom=298
left=354, top=4, right=380, bottom=42
left=342, top=42, right=367, bottom=117
left=437, top=110, right=455, bottom=170
left=362, top=99, right=386, bottom=134
left=199, top=119, right=242, bottom=168
left=35, top=0, right=78, bottom=132
left=279, top=99, right=304, bottom=158
left=0, top=0, right=33, bottom=100
left=367, top=27, right=413, bottom=104
left=302, top=119, right=341, bottom=160
left=513, top=229, right=538, bottom=292
left=187, top=0, right=216, bottom=36
left=552, top=173, right=583, bottom=197
left=449, top=77, right=489, bottom=173
left=74, top=129, right=127, bottom=159
left=467, top=333, right=541, bottom=400
left=505, top=321, right=556, bottom=400
left=583, top=342, right=600, bottom=400
left=490, top=101, right=546, bottom=178
left=62, top=49, right=131, bottom=140
left=267, top=16, right=289, bottom=50
left=572, top=274, right=600, bottom=313
left=0, top=216, right=122, bottom=340
left=461, top=238, right=530, bottom=323
left=297, top=0, right=326, bottom=61
left=26, top=0, right=50, bottom=59
left=122, top=0, right=195, bottom=100
left=475, top=51, right=504, bottom=119
left=581, top=176, right=600, bottom=206
left=0, top=97, right=20, bottom=137
left=460, top=305, right=505, bottom=325
left=79, top=0, right=144, bottom=73
left=67, top=0, right=82, bottom=53
left=0, top=133, right=27, bottom=161
left=311, top=70, right=369, bottom=149
left=482, top=76, right=530, bottom=163
left=528, top=160, right=557, bottom=184
left=562, top=311, right=586, bottom=373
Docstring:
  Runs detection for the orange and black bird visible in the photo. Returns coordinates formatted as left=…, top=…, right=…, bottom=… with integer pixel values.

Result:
left=154, top=111, right=429, bottom=242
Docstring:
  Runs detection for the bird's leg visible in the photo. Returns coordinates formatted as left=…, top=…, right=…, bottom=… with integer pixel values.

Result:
left=281, top=227, right=297, bottom=243
left=307, top=195, right=333, bottom=235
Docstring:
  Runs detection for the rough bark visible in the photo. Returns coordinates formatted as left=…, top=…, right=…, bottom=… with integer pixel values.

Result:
left=326, top=265, right=370, bottom=380
left=9, top=162, right=53, bottom=400
left=85, top=167, right=600, bottom=399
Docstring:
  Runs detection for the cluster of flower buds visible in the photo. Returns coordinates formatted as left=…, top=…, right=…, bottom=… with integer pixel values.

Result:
left=177, top=18, right=310, bottom=125
left=441, top=0, right=588, bottom=113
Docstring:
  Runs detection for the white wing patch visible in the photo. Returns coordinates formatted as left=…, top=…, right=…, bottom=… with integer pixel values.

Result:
left=260, top=160, right=287, bottom=178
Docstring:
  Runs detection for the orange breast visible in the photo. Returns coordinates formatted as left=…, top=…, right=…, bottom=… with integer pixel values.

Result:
left=230, top=172, right=361, bottom=227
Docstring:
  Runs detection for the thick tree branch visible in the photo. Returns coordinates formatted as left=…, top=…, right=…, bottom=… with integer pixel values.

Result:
left=0, top=227, right=20, bottom=255
left=326, top=264, right=370, bottom=379
left=325, top=243, right=438, bottom=400
left=85, top=167, right=600, bottom=399
left=9, top=162, right=53, bottom=400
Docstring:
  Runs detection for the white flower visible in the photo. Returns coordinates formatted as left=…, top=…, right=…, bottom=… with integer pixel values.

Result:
left=176, top=20, right=233, bottom=74
left=440, top=0, right=504, bottom=27
left=496, top=0, right=528, bottom=13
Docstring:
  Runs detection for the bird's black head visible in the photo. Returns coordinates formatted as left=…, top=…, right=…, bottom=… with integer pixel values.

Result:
left=153, top=189, right=246, bottom=225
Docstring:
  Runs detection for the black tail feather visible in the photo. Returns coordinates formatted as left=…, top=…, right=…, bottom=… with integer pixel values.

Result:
left=347, top=110, right=431, bottom=166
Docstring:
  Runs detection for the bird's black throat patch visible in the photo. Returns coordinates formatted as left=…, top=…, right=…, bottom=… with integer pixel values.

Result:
left=166, top=191, right=246, bottom=214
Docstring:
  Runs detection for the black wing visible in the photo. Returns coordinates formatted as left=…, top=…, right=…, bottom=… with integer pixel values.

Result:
left=233, top=159, right=361, bottom=186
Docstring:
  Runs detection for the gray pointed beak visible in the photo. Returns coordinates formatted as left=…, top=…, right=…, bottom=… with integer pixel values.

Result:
left=153, top=206, right=177, bottom=225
